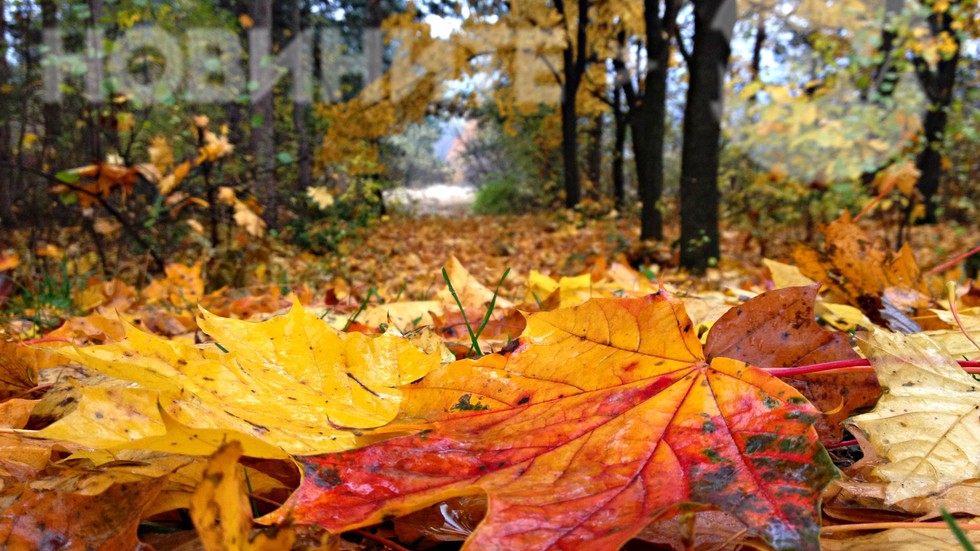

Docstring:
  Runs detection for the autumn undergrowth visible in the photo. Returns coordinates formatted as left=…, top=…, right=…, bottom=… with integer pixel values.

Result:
left=0, top=257, right=85, bottom=330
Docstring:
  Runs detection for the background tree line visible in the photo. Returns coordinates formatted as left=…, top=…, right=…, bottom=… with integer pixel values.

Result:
left=0, top=0, right=977, bottom=275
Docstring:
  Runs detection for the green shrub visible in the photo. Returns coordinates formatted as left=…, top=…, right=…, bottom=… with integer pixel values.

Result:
left=472, top=176, right=530, bottom=215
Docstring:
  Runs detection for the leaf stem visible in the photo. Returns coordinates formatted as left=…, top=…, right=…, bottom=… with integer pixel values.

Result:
left=853, top=177, right=897, bottom=223
left=766, top=359, right=980, bottom=377
left=926, top=244, right=980, bottom=276
left=353, top=529, right=413, bottom=551
left=945, top=281, right=980, bottom=361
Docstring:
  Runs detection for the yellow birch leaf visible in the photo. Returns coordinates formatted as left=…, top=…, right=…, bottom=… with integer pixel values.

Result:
left=306, top=186, right=335, bottom=209
left=815, top=302, right=876, bottom=332
left=849, top=329, right=980, bottom=503
left=764, top=258, right=818, bottom=289
left=526, top=270, right=560, bottom=303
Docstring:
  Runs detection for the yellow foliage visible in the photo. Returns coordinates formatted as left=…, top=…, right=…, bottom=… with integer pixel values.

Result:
left=34, top=302, right=442, bottom=457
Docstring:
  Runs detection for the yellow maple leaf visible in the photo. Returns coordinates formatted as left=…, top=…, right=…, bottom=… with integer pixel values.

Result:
left=196, top=131, right=234, bottom=164
left=33, top=302, right=441, bottom=457
left=306, top=186, right=335, bottom=210
left=191, top=442, right=298, bottom=551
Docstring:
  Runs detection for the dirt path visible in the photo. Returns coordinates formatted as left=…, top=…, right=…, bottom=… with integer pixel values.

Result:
left=383, top=184, right=475, bottom=216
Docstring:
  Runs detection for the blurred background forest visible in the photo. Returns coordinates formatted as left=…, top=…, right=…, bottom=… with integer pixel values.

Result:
left=0, top=0, right=977, bottom=292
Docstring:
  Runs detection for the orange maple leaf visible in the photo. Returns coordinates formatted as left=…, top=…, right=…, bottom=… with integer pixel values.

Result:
left=267, top=293, right=835, bottom=550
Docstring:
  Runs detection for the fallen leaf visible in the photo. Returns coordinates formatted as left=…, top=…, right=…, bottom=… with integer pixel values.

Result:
left=359, top=300, right=443, bottom=332
left=704, top=285, right=877, bottom=440
left=191, top=442, right=296, bottom=551
left=143, top=262, right=205, bottom=310
left=792, top=212, right=931, bottom=330
left=0, top=399, right=38, bottom=429
left=0, top=341, right=40, bottom=400
left=32, top=302, right=441, bottom=457
left=268, top=294, right=835, bottom=550
left=392, top=496, right=486, bottom=543
left=848, top=329, right=980, bottom=503
left=830, top=477, right=980, bottom=519
left=822, top=524, right=980, bottom=551
left=0, top=465, right=166, bottom=549
left=0, top=251, right=19, bottom=272
left=916, top=328, right=980, bottom=359
left=765, top=258, right=818, bottom=289
left=437, top=256, right=514, bottom=311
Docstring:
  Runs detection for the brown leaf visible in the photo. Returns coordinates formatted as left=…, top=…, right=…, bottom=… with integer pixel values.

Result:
left=0, top=341, right=39, bottom=400
left=792, top=212, right=931, bottom=330
left=0, top=467, right=165, bottom=550
left=705, top=285, right=879, bottom=441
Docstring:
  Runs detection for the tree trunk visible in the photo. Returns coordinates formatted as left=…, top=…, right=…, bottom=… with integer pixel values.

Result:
left=292, top=0, right=312, bottom=191
left=560, top=91, right=581, bottom=207
left=555, top=0, right=589, bottom=209
left=612, top=87, right=627, bottom=209
left=249, top=0, right=277, bottom=229
left=0, top=0, right=13, bottom=226
left=586, top=113, right=603, bottom=193
left=867, top=0, right=904, bottom=102
left=750, top=15, right=765, bottom=79
left=632, top=0, right=675, bottom=242
left=913, top=6, right=959, bottom=223
left=915, top=105, right=949, bottom=224
left=85, top=0, right=103, bottom=162
left=40, top=0, right=60, bottom=164
left=679, top=0, right=734, bottom=273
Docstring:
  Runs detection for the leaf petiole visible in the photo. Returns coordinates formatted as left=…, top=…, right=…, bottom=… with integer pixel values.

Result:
left=765, top=358, right=980, bottom=377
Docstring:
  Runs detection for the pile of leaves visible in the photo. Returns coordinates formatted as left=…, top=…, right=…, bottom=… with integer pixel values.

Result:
left=1, top=213, right=979, bottom=550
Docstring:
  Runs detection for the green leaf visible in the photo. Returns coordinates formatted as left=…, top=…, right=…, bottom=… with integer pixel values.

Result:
left=55, top=170, right=80, bottom=184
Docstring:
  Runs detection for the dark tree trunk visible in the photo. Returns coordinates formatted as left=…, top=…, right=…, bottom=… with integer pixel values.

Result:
left=867, top=0, right=905, bottom=102
left=560, top=95, right=581, bottom=207
left=0, top=0, right=13, bottom=226
left=556, top=0, right=589, bottom=208
left=679, top=0, right=734, bottom=273
left=223, top=0, right=245, bottom=148
left=915, top=104, right=950, bottom=224
left=612, top=86, right=627, bottom=209
left=85, top=0, right=103, bottom=162
left=586, top=113, right=603, bottom=192
left=618, top=0, right=675, bottom=241
left=292, top=0, right=312, bottom=191
left=750, top=15, right=765, bottom=79
left=913, top=5, right=959, bottom=223
left=40, top=0, right=60, bottom=163
left=249, top=0, right=278, bottom=229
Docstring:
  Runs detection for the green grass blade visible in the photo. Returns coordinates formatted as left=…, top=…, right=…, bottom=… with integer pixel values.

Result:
left=941, top=507, right=977, bottom=551
left=442, top=267, right=482, bottom=356
left=473, top=267, right=511, bottom=348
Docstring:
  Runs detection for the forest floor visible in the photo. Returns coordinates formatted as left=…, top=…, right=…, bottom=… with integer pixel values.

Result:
left=0, top=210, right=979, bottom=550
